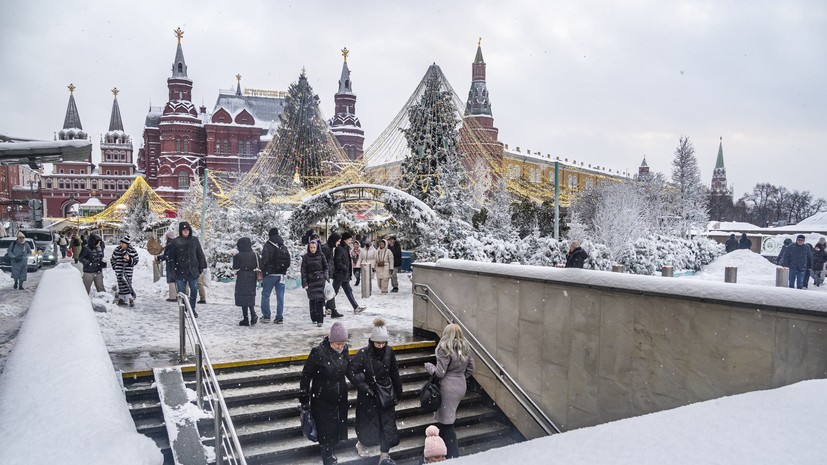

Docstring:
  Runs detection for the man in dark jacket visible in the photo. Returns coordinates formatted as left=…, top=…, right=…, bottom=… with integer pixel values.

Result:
left=168, top=221, right=208, bottom=315
left=724, top=234, right=739, bottom=253
left=738, top=233, right=752, bottom=250
left=565, top=241, right=589, bottom=268
left=260, top=227, right=291, bottom=323
left=387, top=235, right=402, bottom=292
left=322, top=233, right=344, bottom=318
left=777, top=238, right=793, bottom=264
left=334, top=232, right=366, bottom=314
left=78, top=233, right=106, bottom=294
left=781, top=235, right=813, bottom=289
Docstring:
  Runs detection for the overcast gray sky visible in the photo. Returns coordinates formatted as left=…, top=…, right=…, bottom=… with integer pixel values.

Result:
left=1, top=0, right=825, bottom=200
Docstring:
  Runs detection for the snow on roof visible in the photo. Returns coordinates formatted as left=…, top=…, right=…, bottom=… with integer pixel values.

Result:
left=80, top=197, right=106, bottom=207
left=211, top=90, right=286, bottom=130
left=707, top=221, right=761, bottom=231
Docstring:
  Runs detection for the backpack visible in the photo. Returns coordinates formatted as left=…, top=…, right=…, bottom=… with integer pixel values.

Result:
left=58, top=236, right=68, bottom=246
left=270, top=242, right=291, bottom=274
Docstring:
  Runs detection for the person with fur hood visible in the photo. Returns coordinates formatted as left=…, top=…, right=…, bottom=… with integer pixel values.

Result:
left=301, top=239, right=330, bottom=327
left=348, top=319, right=403, bottom=463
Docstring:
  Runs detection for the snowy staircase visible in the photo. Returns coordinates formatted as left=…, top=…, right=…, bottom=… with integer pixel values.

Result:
left=122, top=342, right=524, bottom=465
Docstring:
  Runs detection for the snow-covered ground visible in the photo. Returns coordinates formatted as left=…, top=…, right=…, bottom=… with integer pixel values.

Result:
left=2, top=247, right=826, bottom=463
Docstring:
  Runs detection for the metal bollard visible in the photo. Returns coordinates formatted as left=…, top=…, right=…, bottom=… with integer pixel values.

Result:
left=361, top=265, right=373, bottom=298
left=724, top=266, right=737, bottom=283
left=612, top=264, right=625, bottom=273
left=213, top=398, right=223, bottom=465
left=661, top=265, right=674, bottom=277
left=776, top=267, right=789, bottom=287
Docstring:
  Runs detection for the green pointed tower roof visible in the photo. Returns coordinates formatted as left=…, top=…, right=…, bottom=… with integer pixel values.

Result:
left=474, top=37, right=484, bottom=63
left=715, top=137, right=725, bottom=169
left=108, top=88, right=124, bottom=132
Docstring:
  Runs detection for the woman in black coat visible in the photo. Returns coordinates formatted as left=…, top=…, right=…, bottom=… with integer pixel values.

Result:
left=232, top=237, right=259, bottom=326
left=348, top=319, right=403, bottom=462
left=299, top=322, right=352, bottom=465
left=322, top=233, right=343, bottom=318
left=301, top=240, right=329, bottom=327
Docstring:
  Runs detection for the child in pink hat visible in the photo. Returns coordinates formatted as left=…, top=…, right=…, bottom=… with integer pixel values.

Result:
left=422, top=425, right=447, bottom=463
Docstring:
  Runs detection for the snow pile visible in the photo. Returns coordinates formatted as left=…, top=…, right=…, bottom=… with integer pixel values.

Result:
left=691, top=249, right=779, bottom=286
left=0, top=264, right=162, bottom=465
left=450, top=379, right=827, bottom=465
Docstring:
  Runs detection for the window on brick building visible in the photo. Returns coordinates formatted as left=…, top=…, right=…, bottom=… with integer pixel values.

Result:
left=70, top=169, right=74, bottom=174
left=224, top=139, right=229, bottom=155
left=216, top=140, right=221, bottom=154
left=47, top=181, right=52, bottom=189
left=178, top=172, right=190, bottom=189
left=246, top=141, right=252, bottom=157
left=183, top=139, right=189, bottom=153
left=60, top=169, right=64, bottom=174
left=106, top=170, right=111, bottom=175
left=59, top=182, right=64, bottom=189
left=176, top=138, right=181, bottom=153
left=567, top=174, right=578, bottom=190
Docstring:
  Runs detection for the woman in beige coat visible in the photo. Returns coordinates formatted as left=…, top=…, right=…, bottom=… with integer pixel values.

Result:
left=374, top=239, right=394, bottom=294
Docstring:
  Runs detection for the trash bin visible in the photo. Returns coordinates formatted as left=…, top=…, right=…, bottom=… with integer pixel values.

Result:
left=401, top=251, right=413, bottom=272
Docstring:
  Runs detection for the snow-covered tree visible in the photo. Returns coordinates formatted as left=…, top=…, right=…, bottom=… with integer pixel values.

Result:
left=267, top=70, right=336, bottom=189
left=400, top=64, right=461, bottom=207
left=670, top=136, right=708, bottom=237
left=591, top=182, right=650, bottom=256
left=123, top=183, right=156, bottom=246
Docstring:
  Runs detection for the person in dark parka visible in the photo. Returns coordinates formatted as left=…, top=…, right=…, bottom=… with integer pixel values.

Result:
left=349, top=319, right=403, bottom=462
left=301, top=240, right=329, bottom=326
left=322, top=233, right=344, bottom=318
left=168, top=221, right=208, bottom=316
left=738, top=233, right=752, bottom=250
left=79, top=233, right=106, bottom=294
left=565, top=240, right=589, bottom=268
left=811, top=243, right=827, bottom=287
left=724, top=234, right=739, bottom=253
left=156, top=230, right=178, bottom=301
left=299, top=322, right=353, bottom=465
left=232, top=237, right=259, bottom=326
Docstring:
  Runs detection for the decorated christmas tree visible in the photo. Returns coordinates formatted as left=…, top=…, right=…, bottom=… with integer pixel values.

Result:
left=401, top=64, right=462, bottom=207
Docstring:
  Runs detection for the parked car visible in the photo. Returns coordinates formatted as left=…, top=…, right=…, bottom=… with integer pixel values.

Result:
left=20, top=228, right=58, bottom=266
left=0, top=237, right=43, bottom=272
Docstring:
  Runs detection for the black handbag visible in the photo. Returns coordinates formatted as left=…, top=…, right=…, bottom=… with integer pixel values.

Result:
left=369, top=355, right=396, bottom=408
left=300, top=406, right=318, bottom=442
left=419, top=373, right=442, bottom=413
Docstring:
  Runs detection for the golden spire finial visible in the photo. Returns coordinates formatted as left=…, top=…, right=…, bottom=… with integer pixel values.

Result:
left=67, top=83, right=76, bottom=94
left=478, top=37, right=482, bottom=47
left=174, top=27, right=184, bottom=45
left=341, top=47, right=349, bottom=63
left=235, top=74, right=241, bottom=83
left=111, top=87, right=119, bottom=97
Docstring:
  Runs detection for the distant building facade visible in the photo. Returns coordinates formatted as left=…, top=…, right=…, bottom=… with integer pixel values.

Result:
left=137, top=29, right=286, bottom=203
left=40, top=85, right=138, bottom=218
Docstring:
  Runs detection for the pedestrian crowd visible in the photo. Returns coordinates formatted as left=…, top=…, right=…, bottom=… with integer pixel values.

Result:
left=299, top=320, right=473, bottom=465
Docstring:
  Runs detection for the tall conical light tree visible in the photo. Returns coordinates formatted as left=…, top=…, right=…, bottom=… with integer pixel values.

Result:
left=267, top=70, right=336, bottom=189
left=401, top=64, right=462, bottom=208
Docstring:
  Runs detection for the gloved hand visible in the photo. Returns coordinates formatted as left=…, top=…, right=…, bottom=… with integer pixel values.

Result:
left=424, top=362, right=435, bottom=375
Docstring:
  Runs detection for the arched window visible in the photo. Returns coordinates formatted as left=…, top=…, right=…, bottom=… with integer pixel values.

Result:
left=246, top=141, right=251, bottom=157
left=178, top=63, right=183, bottom=73
left=216, top=140, right=221, bottom=154
left=224, top=139, right=229, bottom=155
left=183, top=139, right=189, bottom=153
left=178, top=172, right=190, bottom=190
left=237, top=140, right=243, bottom=156
left=176, top=138, right=181, bottom=153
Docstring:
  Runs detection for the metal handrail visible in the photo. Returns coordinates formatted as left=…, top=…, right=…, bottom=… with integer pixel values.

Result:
left=413, top=283, right=561, bottom=435
left=177, top=292, right=247, bottom=465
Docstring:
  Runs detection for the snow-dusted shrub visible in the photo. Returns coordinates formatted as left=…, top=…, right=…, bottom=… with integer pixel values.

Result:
left=582, top=241, right=613, bottom=271
left=690, top=236, right=725, bottom=271
left=616, top=238, right=657, bottom=275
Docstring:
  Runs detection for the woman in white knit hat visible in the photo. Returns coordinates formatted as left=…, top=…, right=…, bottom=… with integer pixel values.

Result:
left=348, top=318, right=403, bottom=463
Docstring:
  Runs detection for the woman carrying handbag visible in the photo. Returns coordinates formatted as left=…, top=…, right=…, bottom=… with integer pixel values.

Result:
left=232, top=237, right=259, bottom=326
left=374, top=239, right=394, bottom=294
left=348, top=319, right=403, bottom=463
left=424, top=323, right=475, bottom=459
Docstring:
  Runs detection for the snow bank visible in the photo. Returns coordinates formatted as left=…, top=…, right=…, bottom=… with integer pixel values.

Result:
left=691, top=249, right=779, bottom=286
left=450, top=379, right=827, bottom=464
left=0, top=264, right=162, bottom=465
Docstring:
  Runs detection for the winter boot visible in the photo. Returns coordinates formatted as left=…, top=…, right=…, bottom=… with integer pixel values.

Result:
left=250, top=313, right=258, bottom=326
left=128, top=299, right=135, bottom=307
left=330, top=310, right=345, bottom=318
left=239, top=318, right=250, bottom=326
left=13, top=280, right=17, bottom=289
left=355, top=441, right=370, bottom=457
left=391, top=287, right=399, bottom=293
left=18, top=284, right=24, bottom=290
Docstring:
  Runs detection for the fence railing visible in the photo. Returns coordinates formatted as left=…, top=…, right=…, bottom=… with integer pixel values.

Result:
left=178, top=292, right=247, bottom=465
left=412, top=284, right=561, bottom=435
